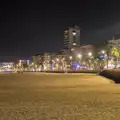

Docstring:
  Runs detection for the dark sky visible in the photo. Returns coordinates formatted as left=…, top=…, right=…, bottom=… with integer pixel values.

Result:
left=0, top=0, right=120, bottom=57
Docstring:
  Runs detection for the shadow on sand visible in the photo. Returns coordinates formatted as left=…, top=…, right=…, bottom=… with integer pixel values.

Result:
left=100, top=70, right=120, bottom=83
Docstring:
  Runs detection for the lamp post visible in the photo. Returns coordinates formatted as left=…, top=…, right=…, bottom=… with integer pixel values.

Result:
left=69, top=56, right=73, bottom=71
left=88, top=52, right=92, bottom=70
left=78, top=54, right=82, bottom=59
left=88, top=52, right=92, bottom=57
left=101, top=50, right=105, bottom=54
left=69, top=56, right=72, bottom=60
left=77, top=54, right=82, bottom=70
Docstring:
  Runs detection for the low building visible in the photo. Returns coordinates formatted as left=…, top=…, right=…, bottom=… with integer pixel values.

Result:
left=106, top=39, right=120, bottom=51
left=0, top=62, right=14, bottom=72
left=71, top=45, right=97, bottom=60
left=43, top=53, right=52, bottom=71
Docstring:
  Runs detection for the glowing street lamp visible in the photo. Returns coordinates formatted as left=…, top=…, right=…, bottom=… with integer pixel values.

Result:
left=78, top=54, right=82, bottom=58
left=56, top=58, right=59, bottom=62
left=101, top=50, right=105, bottom=54
left=19, top=60, right=22, bottom=66
left=88, top=52, right=92, bottom=57
left=69, top=56, right=72, bottom=60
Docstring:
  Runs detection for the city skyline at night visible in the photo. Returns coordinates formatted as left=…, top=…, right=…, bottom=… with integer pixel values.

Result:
left=1, top=1, right=120, bottom=119
left=0, top=1, right=120, bottom=58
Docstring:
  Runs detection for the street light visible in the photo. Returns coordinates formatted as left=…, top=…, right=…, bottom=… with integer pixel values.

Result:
left=69, top=56, right=72, bottom=60
left=101, top=50, right=105, bottom=54
left=88, top=52, right=92, bottom=57
left=78, top=54, right=82, bottom=58
left=56, top=58, right=59, bottom=62
left=88, top=52, right=92, bottom=70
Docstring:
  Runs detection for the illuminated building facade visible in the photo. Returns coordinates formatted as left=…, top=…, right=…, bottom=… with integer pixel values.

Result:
left=43, top=53, right=52, bottom=71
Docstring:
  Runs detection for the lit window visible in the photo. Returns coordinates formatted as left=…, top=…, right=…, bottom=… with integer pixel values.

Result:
left=73, top=43, right=76, bottom=45
left=69, top=56, right=72, bottom=60
left=73, top=32, right=76, bottom=36
left=71, top=48, right=74, bottom=51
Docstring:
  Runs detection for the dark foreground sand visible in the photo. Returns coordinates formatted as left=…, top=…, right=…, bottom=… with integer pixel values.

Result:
left=0, top=73, right=120, bottom=120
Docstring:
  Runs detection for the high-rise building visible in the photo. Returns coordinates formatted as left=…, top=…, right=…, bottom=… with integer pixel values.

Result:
left=64, top=25, right=80, bottom=50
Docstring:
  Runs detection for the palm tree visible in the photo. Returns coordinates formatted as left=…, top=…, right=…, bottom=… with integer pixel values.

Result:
left=111, top=47, right=120, bottom=67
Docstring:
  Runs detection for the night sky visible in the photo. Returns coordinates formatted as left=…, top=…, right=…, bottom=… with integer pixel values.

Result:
left=0, top=0, right=120, bottom=58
